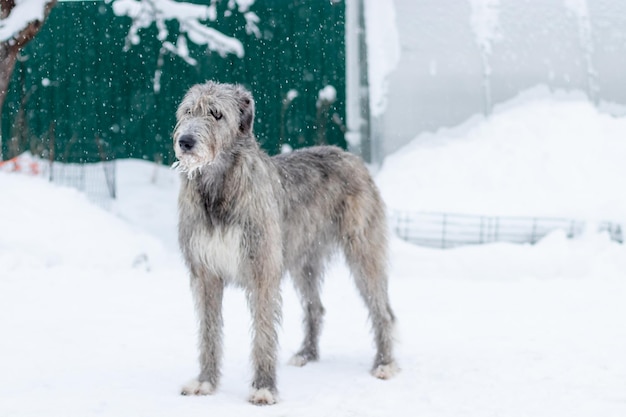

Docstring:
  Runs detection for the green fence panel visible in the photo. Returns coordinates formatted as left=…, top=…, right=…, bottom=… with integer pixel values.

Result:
left=1, top=0, right=346, bottom=164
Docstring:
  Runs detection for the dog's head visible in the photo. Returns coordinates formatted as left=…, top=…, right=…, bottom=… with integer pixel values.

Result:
left=173, top=81, right=255, bottom=177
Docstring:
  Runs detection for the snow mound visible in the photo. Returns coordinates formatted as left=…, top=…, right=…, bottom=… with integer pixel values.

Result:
left=377, top=91, right=626, bottom=222
left=0, top=172, right=167, bottom=271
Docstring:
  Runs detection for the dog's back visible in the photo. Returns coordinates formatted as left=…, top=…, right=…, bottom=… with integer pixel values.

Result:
left=272, top=145, right=387, bottom=270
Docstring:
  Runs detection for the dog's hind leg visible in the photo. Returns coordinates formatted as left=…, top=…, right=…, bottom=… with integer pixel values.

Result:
left=181, top=273, right=224, bottom=396
left=344, top=239, right=398, bottom=379
left=288, top=258, right=325, bottom=367
left=340, top=197, right=398, bottom=380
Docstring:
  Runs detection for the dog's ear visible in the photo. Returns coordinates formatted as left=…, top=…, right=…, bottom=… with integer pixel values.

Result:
left=235, top=86, right=255, bottom=135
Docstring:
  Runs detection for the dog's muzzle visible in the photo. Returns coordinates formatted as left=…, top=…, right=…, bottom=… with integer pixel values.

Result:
left=178, top=134, right=196, bottom=152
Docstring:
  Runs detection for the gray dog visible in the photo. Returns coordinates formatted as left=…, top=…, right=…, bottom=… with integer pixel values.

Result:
left=173, top=81, right=397, bottom=405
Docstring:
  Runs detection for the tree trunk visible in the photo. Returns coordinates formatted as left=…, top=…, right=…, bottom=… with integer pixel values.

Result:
left=0, top=42, right=19, bottom=116
left=0, top=0, right=57, bottom=159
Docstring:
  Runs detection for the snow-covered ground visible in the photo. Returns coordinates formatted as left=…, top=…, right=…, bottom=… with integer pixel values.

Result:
left=2, top=92, right=626, bottom=416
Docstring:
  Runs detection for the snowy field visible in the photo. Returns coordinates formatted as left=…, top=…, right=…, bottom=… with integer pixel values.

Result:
left=2, top=92, right=626, bottom=416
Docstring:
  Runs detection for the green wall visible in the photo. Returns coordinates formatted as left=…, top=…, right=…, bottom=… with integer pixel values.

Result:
left=1, top=0, right=346, bottom=164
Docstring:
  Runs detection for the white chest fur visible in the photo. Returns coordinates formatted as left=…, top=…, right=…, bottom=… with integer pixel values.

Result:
left=187, top=226, right=244, bottom=285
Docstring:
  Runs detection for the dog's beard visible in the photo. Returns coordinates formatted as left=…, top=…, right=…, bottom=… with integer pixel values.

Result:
left=172, top=148, right=220, bottom=179
left=172, top=155, right=206, bottom=179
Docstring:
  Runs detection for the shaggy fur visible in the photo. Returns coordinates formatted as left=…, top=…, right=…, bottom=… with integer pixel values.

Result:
left=174, top=81, right=397, bottom=405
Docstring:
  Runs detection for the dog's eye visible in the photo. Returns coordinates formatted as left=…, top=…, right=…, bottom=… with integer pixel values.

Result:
left=210, top=109, right=223, bottom=120
left=185, top=108, right=192, bottom=115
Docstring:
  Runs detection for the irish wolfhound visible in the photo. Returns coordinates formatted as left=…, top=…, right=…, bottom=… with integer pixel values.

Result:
left=173, top=81, right=397, bottom=405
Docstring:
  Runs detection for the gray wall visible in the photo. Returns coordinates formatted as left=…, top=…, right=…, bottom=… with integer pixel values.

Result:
left=377, top=0, right=626, bottom=161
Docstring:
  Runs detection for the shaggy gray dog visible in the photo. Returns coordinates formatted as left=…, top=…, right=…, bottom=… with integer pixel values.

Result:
left=174, top=81, right=397, bottom=405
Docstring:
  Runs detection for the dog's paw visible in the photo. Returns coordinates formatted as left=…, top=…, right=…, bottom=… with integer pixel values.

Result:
left=288, top=353, right=308, bottom=367
left=249, top=388, right=277, bottom=405
left=371, top=362, right=399, bottom=380
left=181, top=379, right=215, bottom=396
left=288, top=350, right=318, bottom=367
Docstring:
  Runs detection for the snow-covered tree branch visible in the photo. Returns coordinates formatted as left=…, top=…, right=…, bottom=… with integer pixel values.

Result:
left=108, top=0, right=259, bottom=63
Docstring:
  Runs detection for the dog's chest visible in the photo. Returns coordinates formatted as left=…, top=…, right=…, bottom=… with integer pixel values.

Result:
left=185, top=226, right=245, bottom=285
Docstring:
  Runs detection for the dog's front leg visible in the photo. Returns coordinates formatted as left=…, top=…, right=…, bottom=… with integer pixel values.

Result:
left=245, top=262, right=282, bottom=405
left=181, top=273, right=224, bottom=396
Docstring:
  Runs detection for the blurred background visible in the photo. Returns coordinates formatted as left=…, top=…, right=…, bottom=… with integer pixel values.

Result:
left=2, top=0, right=626, bottom=242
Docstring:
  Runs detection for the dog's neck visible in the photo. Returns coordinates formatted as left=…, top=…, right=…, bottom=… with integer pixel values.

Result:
left=182, top=135, right=263, bottom=227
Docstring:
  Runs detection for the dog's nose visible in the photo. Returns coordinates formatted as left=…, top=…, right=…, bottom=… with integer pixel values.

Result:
left=178, top=135, right=196, bottom=152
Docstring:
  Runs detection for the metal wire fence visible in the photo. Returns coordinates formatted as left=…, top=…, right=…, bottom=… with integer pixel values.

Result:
left=44, top=161, right=116, bottom=208
left=1, top=154, right=116, bottom=208
left=389, top=210, right=623, bottom=249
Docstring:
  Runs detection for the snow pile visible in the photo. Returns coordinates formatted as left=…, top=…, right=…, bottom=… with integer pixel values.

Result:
left=0, top=171, right=167, bottom=271
left=377, top=88, right=626, bottom=223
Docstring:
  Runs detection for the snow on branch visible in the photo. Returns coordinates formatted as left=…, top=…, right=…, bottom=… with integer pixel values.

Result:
left=317, top=85, right=337, bottom=108
left=0, top=0, right=51, bottom=42
left=182, top=19, right=243, bottom=58
left=108, top=0, right=260, bottom=61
